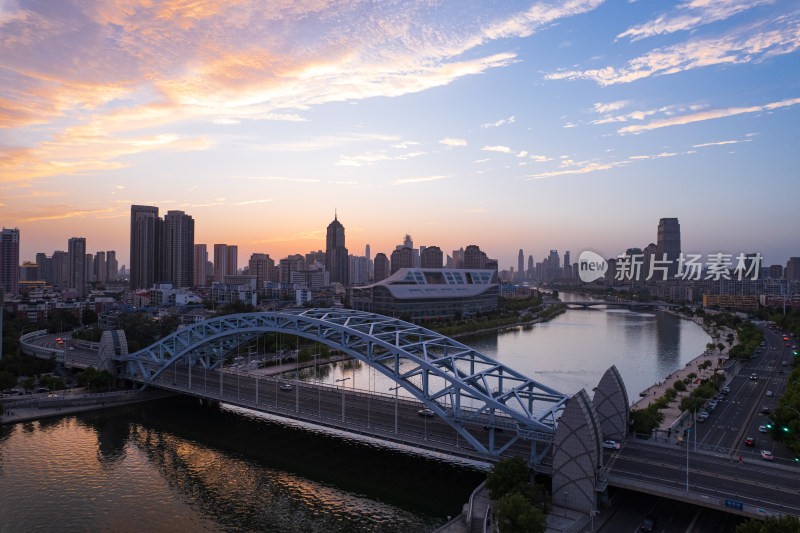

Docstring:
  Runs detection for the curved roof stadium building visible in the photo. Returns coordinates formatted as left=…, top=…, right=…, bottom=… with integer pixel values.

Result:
left=349, top=268, right=498, bottom=322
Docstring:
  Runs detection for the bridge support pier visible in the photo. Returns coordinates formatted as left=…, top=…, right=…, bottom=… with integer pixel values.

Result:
left=552, top=388, right=601, bottom=516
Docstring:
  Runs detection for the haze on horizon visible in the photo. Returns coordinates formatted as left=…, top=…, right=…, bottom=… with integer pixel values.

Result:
left=1, top=0, right=798, bottom=269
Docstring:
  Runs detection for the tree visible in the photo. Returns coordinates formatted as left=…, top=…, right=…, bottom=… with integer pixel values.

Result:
left=735, top=514, right=800, bottom=533
left=494, top=492, right=547, bottom=533
left=20, top=377, right=35, bottom=392
left=717, top=342, right=725, bottom=353
left=673, top=380, right=687, bottom=393
left=82, top=307, right=98, bottom=326
left=0, top=370, right=16, bottom=390
left=486, top=457, right=530, bottom=500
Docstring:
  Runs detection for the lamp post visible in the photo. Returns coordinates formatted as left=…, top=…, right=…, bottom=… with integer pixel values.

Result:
left=390, top=385, right=400, bottom=434
left=311, top=354, right=321, bottom=419
left=685, top=427, right=690, bottom=492
left=336, top=377, right=350, bottom=423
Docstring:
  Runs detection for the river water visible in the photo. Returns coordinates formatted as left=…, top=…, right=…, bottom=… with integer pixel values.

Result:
left=0, top=298, right=710, bottom=532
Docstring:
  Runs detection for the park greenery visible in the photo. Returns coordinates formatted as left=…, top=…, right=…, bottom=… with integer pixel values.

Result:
left=736, top=514, right=800, bottom=533
left=486, top=457, right=548, bottom=533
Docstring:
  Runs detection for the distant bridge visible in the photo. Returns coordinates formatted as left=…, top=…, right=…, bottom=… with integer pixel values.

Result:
left=562, top=300, right=678, bottom=309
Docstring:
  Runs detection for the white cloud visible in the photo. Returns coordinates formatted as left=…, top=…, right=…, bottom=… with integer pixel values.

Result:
left=548, top=18, right=800, bottom=86
left=617, top=0, right=775, bottom=42
left=619, top=97, right=800, bottom=134
left=393, top=175, right=451, bottom=185
left=439, top=137, right=468, bottom=147
left=482, top=145, right=512, bottom=153
left=481, top=116, right=515, bottom=128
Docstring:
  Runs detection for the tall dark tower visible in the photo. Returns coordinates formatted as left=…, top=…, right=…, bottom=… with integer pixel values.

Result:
left=326, top=213, right=349, bottom=284
left=518, top=249, right=524, bottom=281
left=163, top=210, right=195, bottom=288
left=130, top=205, right=159, bottom=289
left=657, top=218, right=681, bottom=278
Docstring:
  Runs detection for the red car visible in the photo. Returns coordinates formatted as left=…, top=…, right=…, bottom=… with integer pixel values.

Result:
left=761, top=450, right=773, bottom=461
left=744, top=437, right=755, bottom=447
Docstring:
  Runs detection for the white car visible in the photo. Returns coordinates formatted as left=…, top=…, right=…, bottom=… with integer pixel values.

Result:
left=602, top=440, right=621, bottom=450
left=758, top=425, right=767, bottom=433
left=766, top=390, right=773, bottom=397
left=279, top=384, right=293, bottom=391
left=417, top=408, right=435, bottom=417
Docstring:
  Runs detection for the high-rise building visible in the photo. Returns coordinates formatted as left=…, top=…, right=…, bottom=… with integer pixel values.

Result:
left=527, top=255, right=534, bottom=281
left=463, top=245, right=487, bottom=269
left=194, top=245, right=208, bottom=286
left=85, top=253, right=94, bottom=283
left=657, top=218, right=681, bottom=278
left=325, top=214, right=349, bottom=284
left=94, top=251, right=106, bottom=282
left=420, top=246, right=443, bottom=268
left=349, top=255, right=370, bottom=285
left=226, top=245, right=238, bottom=276
left=518, top=249, right=524, bottom=281
left=52, top=250, right=69, bottom=288
left=68, top=237, right=86, bottom=297
left=249, top=253, right=274, bottom=288
left=213, top=244, right=238, bottom=282
left=130, top=205, right=160, bottom=289
left=787, top=257, right=800, bottom=281
left=163, top=210, right=195, bottom=288
left=106, top=251, right=118, bottom=281
left=365, top=244, right=371, bottom=261
left=390, top=247, right=413, bottom=274
left=0, top=227, right=20, bottom=297
left=373, top=253, right=389, bottom=282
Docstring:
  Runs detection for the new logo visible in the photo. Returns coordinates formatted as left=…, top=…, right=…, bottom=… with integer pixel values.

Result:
left=578, top=250, right=607, bottom=282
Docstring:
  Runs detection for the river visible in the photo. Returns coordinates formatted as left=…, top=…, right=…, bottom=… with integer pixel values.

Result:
left=0, top=299, right=710, bottom=532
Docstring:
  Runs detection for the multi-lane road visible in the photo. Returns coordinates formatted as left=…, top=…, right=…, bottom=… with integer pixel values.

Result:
left=602, top=322, right=800, bottom=525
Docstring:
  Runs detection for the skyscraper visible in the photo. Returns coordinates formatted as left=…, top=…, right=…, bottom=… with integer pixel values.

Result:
left=365, top=244, right=371, bottom=261
left=325, top=213, right=348, bottom=284
left=373, top=253, right=389, bottom=282
left=163, top=210, right=195, bottom=288
left=518, top=249, right=524, bottom=281
left=106, top=251, right=118, bottom=281
left=657, top=218, right=681, bottom=278
left=248, top=253, right=274, bottom=287
left=130, top=205, right=159, bottom=289
left=420, top=246, right=443, bottom=268
left=0, top=227, right=20, bottom=297
left=94, top=251, right=106, bottom=282
left=527, top=255, right=534, bottom=281
left=194, top=244, right=208, bottom=286
left=213, top=244, right=237, bottom=282
left=68, top=237, right=86, bottom=297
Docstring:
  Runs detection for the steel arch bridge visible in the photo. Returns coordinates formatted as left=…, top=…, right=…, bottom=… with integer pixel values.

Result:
left=118, top=308, right=570, bottom=461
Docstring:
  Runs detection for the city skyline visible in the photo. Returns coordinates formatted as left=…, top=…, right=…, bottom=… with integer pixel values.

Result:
left=1, top=1, right=799, bottom=268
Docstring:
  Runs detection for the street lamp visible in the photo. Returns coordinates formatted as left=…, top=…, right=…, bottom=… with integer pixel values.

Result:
left=390, top=385, right=400, bottom=434
left=336, top=377, right=350, bottom=423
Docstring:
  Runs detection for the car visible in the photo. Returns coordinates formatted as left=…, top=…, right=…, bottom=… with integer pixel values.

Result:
left=698, top=411, right=710, bottom=419
left=58, top=340, right=64, bottom=344
left=640, top=515, right=656, bottom=532
left=722, top=386, right=731, bottom=394
left=715, top=394, right=725, bottom=401
left=602, top=440, right=621, bottom=450
left=759, top=425, right=767, bottom=433
left=750, top=373, right=758, bottom=380
left=744, top=437, right=755, bottom=446
left=787, top=344, right=791, bottom=347
left=417, top=408, right=434, bottom=417
left=761, top=450, right=773, bottom=461
left=34, top=387, right=50, bottom=394
left=767, top=390, right=773, bottom=397
left=761, top=407, right=770, bottom=414
left=782, top=361, right=788, bottom=366
left=483, top=425, right=504, bottom=432
left=708, top=401, right=718, bottom=410
left=279, top=384, right=293, bottom=391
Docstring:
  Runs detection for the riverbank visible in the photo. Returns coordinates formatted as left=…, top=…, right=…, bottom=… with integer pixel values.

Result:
left=443, top=305, right=567, bottom=341
left=0, top=389, right=176, bottom=425
left=631, top=308, right=737, bottom=433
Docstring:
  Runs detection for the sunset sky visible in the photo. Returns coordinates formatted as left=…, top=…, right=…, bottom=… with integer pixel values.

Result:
left=1, top=0, right=798, bottom=270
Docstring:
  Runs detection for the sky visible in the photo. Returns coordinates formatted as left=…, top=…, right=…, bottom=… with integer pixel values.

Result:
left=1, top=0, right=799, bottom=271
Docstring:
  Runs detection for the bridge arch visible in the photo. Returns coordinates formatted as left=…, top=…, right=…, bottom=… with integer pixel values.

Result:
left=119, top=308, right=569, bottom=461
